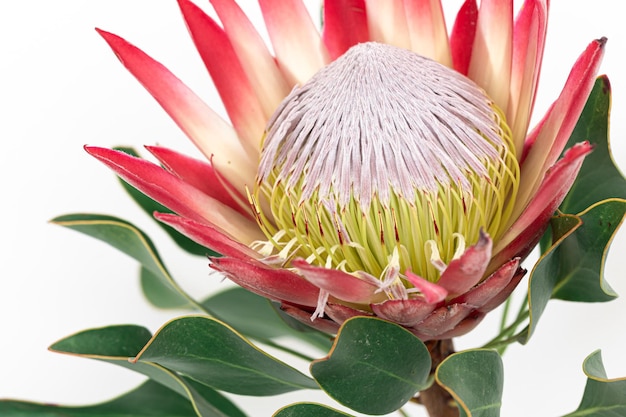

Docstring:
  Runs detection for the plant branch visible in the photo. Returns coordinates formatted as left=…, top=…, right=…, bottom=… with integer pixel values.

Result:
left=417, top=339, right=459, bottom=417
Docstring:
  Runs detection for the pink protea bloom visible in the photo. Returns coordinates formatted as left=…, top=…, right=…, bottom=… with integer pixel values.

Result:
left=87, top=0, right=605, bottom=340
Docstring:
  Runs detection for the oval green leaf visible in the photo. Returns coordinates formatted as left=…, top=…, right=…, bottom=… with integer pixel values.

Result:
left=273, top=403, right=353, bottom=417
left=0, top=380, right=199, bottom=417
left=49, top=324, right=246, bottom=417
left=135, top=316, right=318, bottom=396
left=436, top=349, right=503, bottom=417
left=49, top=324, right=152, bottom=357
left=51, top=213, right=195, bottom=310
left=310, top=317, right=430, bottom=415
left=562, top=350, right=626, bottom=417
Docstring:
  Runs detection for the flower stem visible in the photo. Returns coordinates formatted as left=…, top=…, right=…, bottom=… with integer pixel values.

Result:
left=482, top=308, right=530, bottom=351
left=498, top=295, right=513, bottom=333
left=396, top=407, right=411, bottom=417
left=418, top=339, right=459, bottom=417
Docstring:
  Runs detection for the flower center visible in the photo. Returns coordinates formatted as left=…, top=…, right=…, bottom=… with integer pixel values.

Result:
left=251, top=42, right=519, bottom=283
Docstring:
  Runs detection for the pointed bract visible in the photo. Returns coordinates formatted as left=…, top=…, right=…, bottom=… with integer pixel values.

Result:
left=405, top=271, right=449, bottom=304
left=258, top=0, right=329, bottom=84
left=403, top=0, right=452, bottom=66
left=468, top=0, right=513, bottom=112
left=325, top=303, right=373, bottom=325
left=292, top=259, right=384, bottom=305
left=371, top=299, right=438, bottom=327
left=450, top=258, right=521, bottom=308
left=436, top=231, right=493, bottom=296
left=145, top=146, right=249, bottom=217
left=450, top=0, right=478, bottom=75
left=322, top=0, right=368, bottom=60
left=478, top=268, right=526, bottom=313
left=85, top=146, right=263, bottom=244
left=95, top=29, right=256, bottom=192
left=493, top=142, right=593, bottom=266
left=414, top=303, right=474, bottom=337
left=515, top=38, right=606, bottom=217
left=365, top=0, right=410, bottom=49
left=508, top=0, right=548, bottom=156
left=178, top=0, right=266, bottom=154
left=155, top=213, right=260, bottom=260
left=209, top=0, right=291, bottom=117
left=210, top=256, right=320, bottom=307
left=429, top=312, right=485, bottom=339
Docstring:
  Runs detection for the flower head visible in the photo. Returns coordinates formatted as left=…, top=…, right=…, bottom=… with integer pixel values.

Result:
left=88, top=0, right=605, bottom=340
left=254, top=41, right=518, bottom=293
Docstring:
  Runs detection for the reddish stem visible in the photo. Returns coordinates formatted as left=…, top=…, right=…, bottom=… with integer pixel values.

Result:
left=418, top=339, right=459, bottom=417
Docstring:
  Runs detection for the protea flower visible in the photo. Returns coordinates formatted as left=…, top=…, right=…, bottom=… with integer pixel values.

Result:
left=87, top=0, right=605, bottom=340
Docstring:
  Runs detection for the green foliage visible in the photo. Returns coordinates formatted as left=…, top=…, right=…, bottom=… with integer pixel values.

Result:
left=562, top=351, right=626, bottom=417
left=273, top=403, right=353, bottom=417
left=520, top=199, right=623, bottom=343
left=310, top=317, right=431, bottom=415
left=52, top=214, right=330, bottom=351
left=203, top=287, right=333, bottom=352
left=0, top=381, right=202, bottom=417
left=437, top=350, right=503, bottom=417
left=48, top=324, right=246, bottom=417
left=140, top=266, right=191, bottom=309
left=51, top=214, right=194, bottom=309
left=50, top=324, right=151, bottom=356
left=550, top=200, right=624, bottom=301
left=135, top=316, right=319, bottom=395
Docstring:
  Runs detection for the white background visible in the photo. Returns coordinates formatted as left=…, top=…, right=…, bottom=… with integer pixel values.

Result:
left=1, top=1, right=626, bottom=416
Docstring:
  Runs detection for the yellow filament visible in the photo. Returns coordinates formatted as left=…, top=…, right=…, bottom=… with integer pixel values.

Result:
left=251, top=102, right=519, bottom=284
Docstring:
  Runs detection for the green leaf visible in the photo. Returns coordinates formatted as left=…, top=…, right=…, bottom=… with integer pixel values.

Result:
left=202, top=287, right=332, bottom=352
left=310, top=317, right=430, bottom=415
left=519, top=199, right=624, bottom=343
left=48, top=324, right=247, bottom=417
left=0, top=380, right=199, bottom=417
left=436, top=349, right=503, bottom=417
left=550, top=199, right=624, bottom=301
left=273, top=403, right=354, bottom=417
left=518, top=213, right=582, bottom=343
left=50, top=324, right=152, bottom=357
left=560, top=76, right=626, bottom=214
left=539, top=210, right=582, bottom=254
left=114, top=146, right=215, bottom=257
left=136, top=316, right=319, bottom=396
left=203, top=287, right=303, bottom=340
left=51, top=213, right=194, bottom=310
left=562, top=350, right=626, bottom=417
left=140, top=266, right=190, bottom=309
